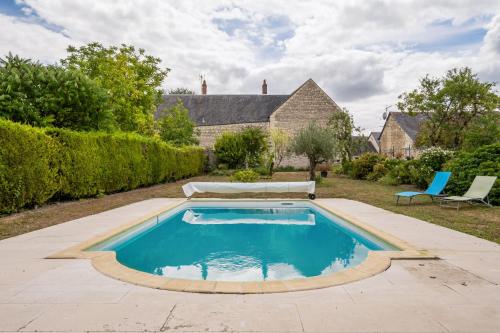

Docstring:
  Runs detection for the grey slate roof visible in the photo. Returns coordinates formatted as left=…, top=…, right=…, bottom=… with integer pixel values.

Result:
left=389, top=112, right=427, bottom=141
left=369, top=131, right=381, bottom=142
left=156, top=94, right=290, bottom=126
left=351, top=136, right=377, bottom=155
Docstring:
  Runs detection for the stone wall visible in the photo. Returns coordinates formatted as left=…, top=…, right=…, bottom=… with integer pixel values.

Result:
left=379, top=116, right=419, bottom=158
left=197, top=122, right=269, bottom=148
left=270, top=79, right=342, bottom=167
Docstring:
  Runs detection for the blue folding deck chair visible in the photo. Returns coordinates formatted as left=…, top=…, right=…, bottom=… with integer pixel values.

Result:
left=395, top=171, right=451, bottom=205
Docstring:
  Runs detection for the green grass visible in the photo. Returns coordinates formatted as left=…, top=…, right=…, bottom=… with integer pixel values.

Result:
left=1, top=172, right=499, bottom=243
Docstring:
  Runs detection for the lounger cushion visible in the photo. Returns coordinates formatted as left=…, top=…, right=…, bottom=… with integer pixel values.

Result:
left=396, top=191, right=424, bottom=197
left=441, top=196, right=471, bottom=201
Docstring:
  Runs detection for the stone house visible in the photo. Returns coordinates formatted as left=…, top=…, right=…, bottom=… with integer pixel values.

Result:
left=378, top=112, right=427, bottom=158
left=157, top=78, right=342, bottom=167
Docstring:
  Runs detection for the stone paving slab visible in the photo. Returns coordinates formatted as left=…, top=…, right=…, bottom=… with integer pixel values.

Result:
left=0, top=198, right=499, bottom=332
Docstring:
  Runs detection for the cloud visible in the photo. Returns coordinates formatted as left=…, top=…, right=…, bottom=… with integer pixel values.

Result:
left=0, top=0, right=499, bottom=132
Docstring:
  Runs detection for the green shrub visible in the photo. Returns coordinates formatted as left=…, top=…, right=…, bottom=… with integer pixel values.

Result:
left=367, top=163, right=387, bottom=181
left=445, top=143, right=500, bottom=204
left=214, top=127, right=268, bottom=169
left=0, top=54, right=113, bottom=131
left=240, top=127, right=268, bottom=167
left=0, top=119, right=59, bottom=213
left=0, top=119, right=204, bottom=213
left=214, top=132, right=246, bottom=169
left=378, top=174, right=400, bottom=186
left=350, top=153, right=385, bottom=179
left=411, top=147, right=454, bottom=188
left=230, top=169, right=259, bottom=182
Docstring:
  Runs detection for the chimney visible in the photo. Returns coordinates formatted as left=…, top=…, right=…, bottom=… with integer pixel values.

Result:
left=201, top=79, right=207, bottom=95
left=262, top=79, right=267, bottom=95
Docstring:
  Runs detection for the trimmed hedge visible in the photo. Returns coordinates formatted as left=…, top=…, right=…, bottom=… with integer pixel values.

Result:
left=0, top=119, right=204, bottom=213
left=0, top=120, right=59, bottom=212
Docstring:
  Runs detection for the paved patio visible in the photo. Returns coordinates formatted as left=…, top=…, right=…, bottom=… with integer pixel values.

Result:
left=0, top=198, right=499, bottom=332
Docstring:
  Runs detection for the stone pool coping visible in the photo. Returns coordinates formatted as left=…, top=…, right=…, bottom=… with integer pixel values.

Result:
left=47, top=198, right=436, bottom=294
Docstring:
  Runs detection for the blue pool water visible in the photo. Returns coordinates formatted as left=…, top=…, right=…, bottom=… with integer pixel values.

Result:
left=91, top=203, right=396, bottom=281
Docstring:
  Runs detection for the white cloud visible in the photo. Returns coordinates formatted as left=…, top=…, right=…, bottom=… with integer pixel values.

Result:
left=1, top=0, right=499, bottom=132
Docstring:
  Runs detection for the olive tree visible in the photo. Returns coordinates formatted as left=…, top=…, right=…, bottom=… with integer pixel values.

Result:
left=291, top=122, right=337, bottom=180
left=269, top=128, right=290, bottom=174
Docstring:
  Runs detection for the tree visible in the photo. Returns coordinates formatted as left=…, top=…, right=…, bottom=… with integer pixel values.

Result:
left=328, top=108, right=362, bottom=162
left=0, top=53, right=113, bottom=131
left=157, top=100, right=199, bottom=146
left=62, top=42, right=169, bottom=135
left=291, top=122, right=337, bottom=180
left=269, top=128, right=290, bottom=171
left=397, top=67, right=499, bottom=149
left=462, top=111, right=500, bottom=151
left=168, top=87, right=195, bottom=95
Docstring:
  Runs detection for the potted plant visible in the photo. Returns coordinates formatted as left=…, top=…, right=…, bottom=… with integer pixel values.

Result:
left=317, top=163, right=330, bottom=178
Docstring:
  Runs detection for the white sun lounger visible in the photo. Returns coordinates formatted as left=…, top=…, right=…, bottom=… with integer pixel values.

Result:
left=182, top=181, right=316, bottom=199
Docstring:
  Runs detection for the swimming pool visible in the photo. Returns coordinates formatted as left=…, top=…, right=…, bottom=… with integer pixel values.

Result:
left=89, top=200, right=398, bottom=282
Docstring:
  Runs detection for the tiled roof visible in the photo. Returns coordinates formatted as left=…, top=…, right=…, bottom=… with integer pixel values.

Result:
left=391, top=112, right=427, bottom=141
left=369, top=131, right=381, bottom=142
left=380, top=112, right=427, bottom=141
left=156, top=94, right=290, bottom=126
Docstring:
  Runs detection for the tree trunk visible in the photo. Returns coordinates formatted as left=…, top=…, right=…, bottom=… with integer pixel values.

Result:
left=309, top=160, right=316, bottom=181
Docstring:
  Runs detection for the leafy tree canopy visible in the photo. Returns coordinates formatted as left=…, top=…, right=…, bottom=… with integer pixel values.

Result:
left=157, top=100, right=199, bottom=146
left=397, top=67, right=499, bottom=149
left=62, top=42, right=170, bottom=135
left=291, top=122, right=337, bottom=180
left=0, top=53, right=113, bottom=131
left=328, top=108, right=363, bottom=162
left=168, top=87, right=195, bottom=95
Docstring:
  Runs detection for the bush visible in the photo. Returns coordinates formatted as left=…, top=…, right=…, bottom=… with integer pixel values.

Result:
left=214, top=132, right=246, bottom=169
left=230, top=169, right=259, bottom=182
left=0, top=54, right=113, bottom=131
left=0, top=119, right=204, bottom=213
left=367, top=163, right=387, bottom=181
left=0, top=119, right=59, bottom=213
left=411, top=147, right=454, bottom=188
left=214, top=127, right=267, bottom=169
left=445, top=143, right=500, bottom=205
left=349, top=153, right=385, bottom=179
left=378, top=174, right=400, bottom=186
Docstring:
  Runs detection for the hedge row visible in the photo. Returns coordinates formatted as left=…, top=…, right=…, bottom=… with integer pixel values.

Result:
left=0, top=119, right=204, bottom=213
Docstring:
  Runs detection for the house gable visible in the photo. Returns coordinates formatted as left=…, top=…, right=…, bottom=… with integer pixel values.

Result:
left=269, top=79, right=342, bottom=136
left=379, top=112, right=424, bottom=157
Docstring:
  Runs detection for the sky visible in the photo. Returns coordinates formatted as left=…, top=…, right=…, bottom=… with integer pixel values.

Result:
left=1, top=0, right=499, bottom=133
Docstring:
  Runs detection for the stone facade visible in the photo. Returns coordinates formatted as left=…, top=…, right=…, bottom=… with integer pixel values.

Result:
left=269, top=79, right=341, bottom=167
left=198, top=122, right=269, bottom=148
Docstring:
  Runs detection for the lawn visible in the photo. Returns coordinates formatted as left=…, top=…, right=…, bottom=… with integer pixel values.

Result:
left=1, top=172, right=499, bottom=243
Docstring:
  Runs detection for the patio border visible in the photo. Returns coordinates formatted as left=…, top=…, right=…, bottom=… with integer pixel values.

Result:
left=47, top=198, right=436, bottom=294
